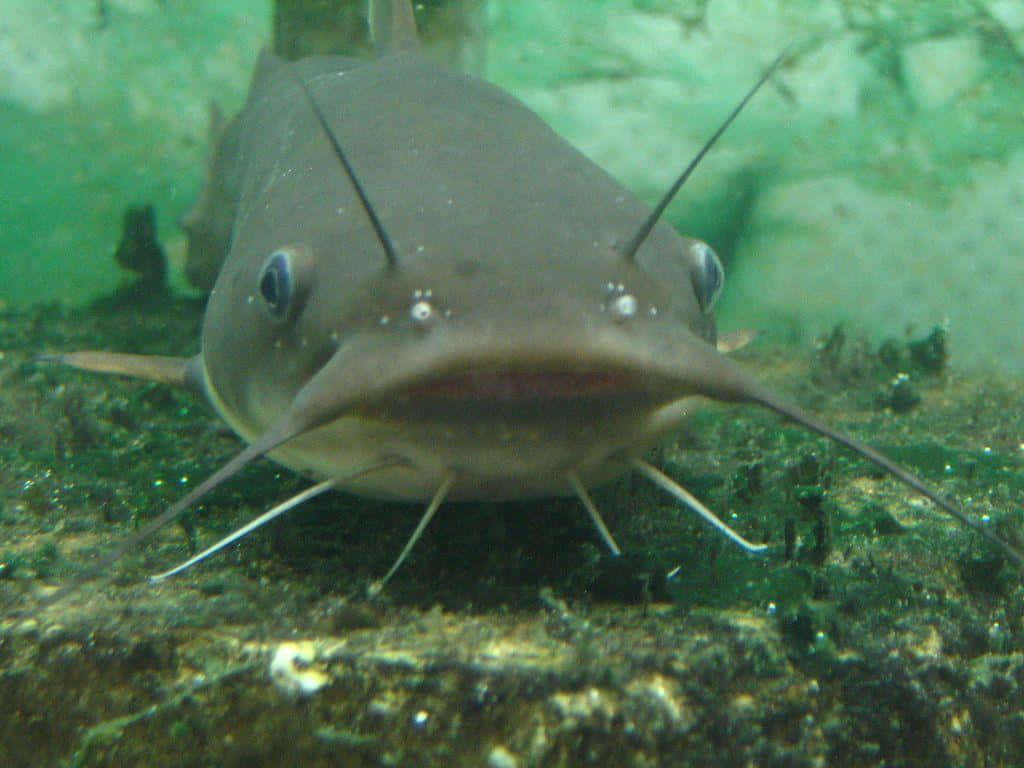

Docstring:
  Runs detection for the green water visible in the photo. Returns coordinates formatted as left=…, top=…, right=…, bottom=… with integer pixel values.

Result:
left=0, top=0, right=269, bottom=304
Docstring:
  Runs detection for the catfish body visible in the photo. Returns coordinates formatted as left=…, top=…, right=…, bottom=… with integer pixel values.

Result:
left=191, top=51, right=722, bottom=502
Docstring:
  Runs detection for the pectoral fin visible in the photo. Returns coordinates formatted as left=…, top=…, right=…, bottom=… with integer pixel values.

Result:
left=39, top=351, right=202, bottom=390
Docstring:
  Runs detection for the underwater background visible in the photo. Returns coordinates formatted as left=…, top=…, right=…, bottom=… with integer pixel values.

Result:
left=1, top=1, right=1023, bottom=766
left=1, top=0, right=1022, bottom=372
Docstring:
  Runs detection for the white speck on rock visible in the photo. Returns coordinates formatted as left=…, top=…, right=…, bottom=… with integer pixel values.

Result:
left=269, top=642, right=328, bottom=697
left=487, top=745, right=520, bottom=768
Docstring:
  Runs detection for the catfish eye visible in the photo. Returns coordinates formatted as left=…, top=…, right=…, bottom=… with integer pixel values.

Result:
left=688, top=241, right=724, bottom=314
left=258, top=250, right=292, bottom=318
left=256, top=245, right=312, bottom=321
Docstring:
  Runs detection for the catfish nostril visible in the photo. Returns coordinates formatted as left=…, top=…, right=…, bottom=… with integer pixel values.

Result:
left=604, top=281, right=638, bottom=323
left=609, top=293, right=638, bottom=322
left=410, top=300, right=435, bottom=326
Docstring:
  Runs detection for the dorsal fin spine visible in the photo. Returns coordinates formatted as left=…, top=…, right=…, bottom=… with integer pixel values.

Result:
left=370, top=0, right=420, bottom=54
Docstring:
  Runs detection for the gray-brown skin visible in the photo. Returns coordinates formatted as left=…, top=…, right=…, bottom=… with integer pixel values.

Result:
left=196, top=48, right=737, bottom=503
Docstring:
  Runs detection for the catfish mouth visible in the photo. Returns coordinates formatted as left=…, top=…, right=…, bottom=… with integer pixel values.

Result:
left=401, top=368, right=650, bottom=401
left=366, top=362, right=681, bottom=423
